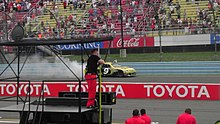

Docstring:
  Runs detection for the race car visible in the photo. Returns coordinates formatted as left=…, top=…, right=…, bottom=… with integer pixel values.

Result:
left=99, top=62, right=136, bottom=77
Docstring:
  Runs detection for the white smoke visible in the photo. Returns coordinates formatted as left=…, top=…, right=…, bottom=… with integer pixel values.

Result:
left=0, top=54, right=85, bottom=80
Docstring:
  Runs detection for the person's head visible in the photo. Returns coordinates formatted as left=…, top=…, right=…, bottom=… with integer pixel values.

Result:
left=140, top=109, right=146, bottom=115
left=185, top=108, right=192, bottom=114
left=91, top=49, right=98, bottom=56
left=132, top=109, right=139, bottom=116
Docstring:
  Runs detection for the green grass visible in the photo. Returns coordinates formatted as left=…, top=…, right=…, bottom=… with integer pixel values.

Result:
left=64, top=51, right=220, bottom=62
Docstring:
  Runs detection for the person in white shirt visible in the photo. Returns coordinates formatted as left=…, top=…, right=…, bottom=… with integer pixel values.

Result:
left=134, top=16, right=137, bottom=22
left=110, top=23, right=115, bottom=29
left=126, top=22, right=130, bottom=29
left=26, top=2, right=31, bottom=10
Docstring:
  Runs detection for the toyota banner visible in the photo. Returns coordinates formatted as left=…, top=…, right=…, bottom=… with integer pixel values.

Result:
left=0, top=82, right=220, bottom=100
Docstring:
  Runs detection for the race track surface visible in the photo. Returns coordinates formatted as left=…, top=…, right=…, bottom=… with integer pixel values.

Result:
left=103, top=75, right=220, bottom=83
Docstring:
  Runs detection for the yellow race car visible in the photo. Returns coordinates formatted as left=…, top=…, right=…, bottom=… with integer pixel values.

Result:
left=99, top=62, right=136, bottom=77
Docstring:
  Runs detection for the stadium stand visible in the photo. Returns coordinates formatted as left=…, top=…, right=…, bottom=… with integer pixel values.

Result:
left=0, top=0, right=40, bottom=40
left=2, top=0, right=219, bottom=39
left=25, top=0, right=92, bottom=38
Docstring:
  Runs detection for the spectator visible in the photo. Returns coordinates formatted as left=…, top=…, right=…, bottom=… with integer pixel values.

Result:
left=184, top=26, right=189, bottom=34
left=176, top=108, right=196, bottom=124
left=140, top=109, right=151, bottom=124
left=199, top=10, right=203, bottom=20
left=17, top=3, right=21, bottom=11
left=125, top=22, right=130, bottom=29
left=63, top=0, right=67, bottom=9
left=125, top=109, right=145, bottom=124
left=54, top=5, right=59, bottom=17
left=110, top=22, right=115, bottom=29
left=202, top=9, right=207, bottom=19
left=26, top=1, right=31, bottom=10
left=89, top=8, right=93, bottom=17
left=134, top=16, right=137, bottom=23
left=169, top=4, right=175, bottom=14
left=82, top=0, right=86, bottom=9
left=183, top=9, right=186, bottom=19
left=117, top=11, right=121, bottom=20
left=123, top=13, right=126, bottom=21
left=102, top=23, right=107, bottom=32
left=176, top=2, right=181, bottom=19
left=73, top=0, right=77, bottom=10
left=151, top=18, right=156, bottom=31
left=176, top=2, right=180, bottom=12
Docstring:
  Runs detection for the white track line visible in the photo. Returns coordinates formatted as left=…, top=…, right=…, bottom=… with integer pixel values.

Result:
left=0, top=121, right=18, bottom=123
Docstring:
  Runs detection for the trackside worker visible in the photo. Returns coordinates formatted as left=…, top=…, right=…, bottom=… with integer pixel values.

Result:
left=85, top=49, right=105, bottom=108
left=140, top=109, right=151, bottom=124
left=125, top=109, right=145, bottom=124
left=176, top=108, right=196, bottom=124
left=38, top=32, right=42, bottom=39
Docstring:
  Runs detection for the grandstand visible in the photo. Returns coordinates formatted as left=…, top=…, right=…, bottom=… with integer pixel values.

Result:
left=0, top=0, right=40, bottom=41
left=22, top=0, right=220, bottom=39
left=0, top=0, right=219, bottom=40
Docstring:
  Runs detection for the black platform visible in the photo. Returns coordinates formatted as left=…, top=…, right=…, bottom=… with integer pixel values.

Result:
left=0, top=101, right=112, bottom=124
left=0, top=103, right=92, bottom=113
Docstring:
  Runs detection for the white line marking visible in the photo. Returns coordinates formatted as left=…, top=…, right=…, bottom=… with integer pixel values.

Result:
left=0, top=120, right=18, bottom=123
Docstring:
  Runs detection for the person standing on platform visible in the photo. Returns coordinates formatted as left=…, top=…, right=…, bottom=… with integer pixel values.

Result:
left=176, top=108, right=196, bottom=124
left=125, top=109, right=145, bottom=124
left=85, top=49, right=105, bottom=108
left=140, top=109, right=151, bottom=124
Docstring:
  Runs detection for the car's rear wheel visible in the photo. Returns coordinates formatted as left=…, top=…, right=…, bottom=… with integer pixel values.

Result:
left=117, top=70, right=124, bottom=77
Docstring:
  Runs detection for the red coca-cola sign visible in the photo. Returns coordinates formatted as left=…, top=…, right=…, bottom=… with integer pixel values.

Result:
left=113, top=37, right=145, bottom=48
left=103, top=36, right=154, bottom=48
left=116, top=37, right=143, bottom=48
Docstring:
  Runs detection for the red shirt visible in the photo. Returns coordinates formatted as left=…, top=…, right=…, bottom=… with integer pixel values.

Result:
left=140, top=114, right=151, bottom=124
left=63, top=1, right=67, bottom=7
left=176, top=113, right=196, bottom=124
left=125, top=116, right=145, bottom=124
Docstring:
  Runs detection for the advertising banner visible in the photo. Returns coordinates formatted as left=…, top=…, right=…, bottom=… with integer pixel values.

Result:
left=154, top=34, right=210, bottom=47
left=103, top=36, right=154, bottom=48
left=0, top=82, right=219, bottom=100
left=210, top=34, right=220, bottom=44
left=56, top=42, right=103, bottom=50
left=112, top=37, right=145, bottom=48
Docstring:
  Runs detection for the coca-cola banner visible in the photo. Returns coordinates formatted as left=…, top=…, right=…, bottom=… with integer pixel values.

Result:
left=0, top=82, right=220, bottom=100
left=103, top=36, right=154, bottom=48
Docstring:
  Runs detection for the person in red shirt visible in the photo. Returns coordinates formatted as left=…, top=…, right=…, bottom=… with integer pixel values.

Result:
left=125, top=109, right=145, bottom=124
left=140, top=109, right=151, bottom=124
left=63, top=0, right=67, bottom=9
left=176, top=108, right=196, bottom=124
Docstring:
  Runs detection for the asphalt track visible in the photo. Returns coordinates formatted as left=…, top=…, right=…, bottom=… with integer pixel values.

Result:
left=0, top=75, right=220, bottom=124
left=103, top=75, right=220, bottom=83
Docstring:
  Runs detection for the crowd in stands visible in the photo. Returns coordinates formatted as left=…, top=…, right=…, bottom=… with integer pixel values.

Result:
left=125, top=108, right=196, bottom=124
left=1, top=0, right=220, bottom=40
left=155, top=0, right=217, bottom=35
left=24, top=0, right=91, bottom=39
left=0, top=0, right=32, bottom=12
